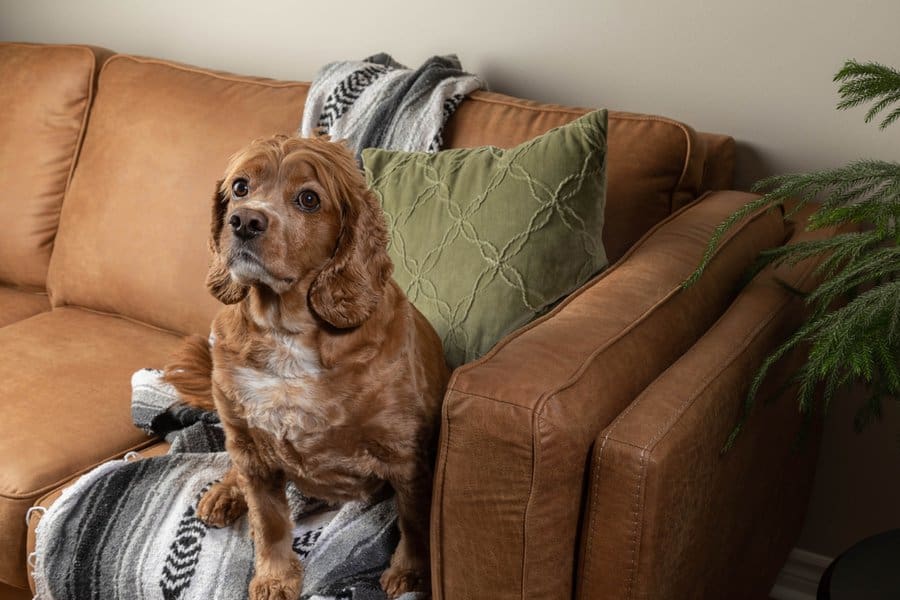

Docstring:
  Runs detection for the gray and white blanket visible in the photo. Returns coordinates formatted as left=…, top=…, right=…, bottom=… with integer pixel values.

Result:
left=31, top=369, right=418, bottom=600
left=299, top=53, right=484, bottom=157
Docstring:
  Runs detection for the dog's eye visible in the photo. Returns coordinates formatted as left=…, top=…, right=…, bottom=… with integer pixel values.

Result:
left=297, top=190, right=320, bottom=212
left=232, top=178, right=249, bottom=197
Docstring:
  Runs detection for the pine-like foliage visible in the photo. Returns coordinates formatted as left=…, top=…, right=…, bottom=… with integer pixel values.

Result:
left=685, top=60, right=900, bottom=451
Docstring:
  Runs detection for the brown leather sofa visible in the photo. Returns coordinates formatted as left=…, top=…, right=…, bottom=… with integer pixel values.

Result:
left=0, top=42, right=829, bottom=599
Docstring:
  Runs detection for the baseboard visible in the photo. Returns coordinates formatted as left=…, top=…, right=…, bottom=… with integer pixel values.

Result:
left=769, top=548, right=833, bottom=600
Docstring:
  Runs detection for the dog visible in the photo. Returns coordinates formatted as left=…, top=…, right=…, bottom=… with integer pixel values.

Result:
left=163, top=135, right=450, bottom=600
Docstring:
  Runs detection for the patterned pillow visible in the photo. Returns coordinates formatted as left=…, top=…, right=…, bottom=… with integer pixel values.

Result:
left=362, top=109, right=608, bottom=368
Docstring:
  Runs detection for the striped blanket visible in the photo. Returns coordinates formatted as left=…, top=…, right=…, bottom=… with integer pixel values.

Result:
left=299, top=53, right=484, bottom=157
left=31, top=369, right=419, bottom=600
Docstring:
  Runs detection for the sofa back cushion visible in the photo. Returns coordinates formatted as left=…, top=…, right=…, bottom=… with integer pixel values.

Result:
left=47, top=56, right=310, bottom=334
left=48, top=55, right=710, bottom=335
left=0, top=43, right=104, bottom=291
left=444, top=93, right=707, bottom=262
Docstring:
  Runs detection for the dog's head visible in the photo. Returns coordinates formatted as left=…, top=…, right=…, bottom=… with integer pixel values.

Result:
left=206, top=135, right=393, bottom=328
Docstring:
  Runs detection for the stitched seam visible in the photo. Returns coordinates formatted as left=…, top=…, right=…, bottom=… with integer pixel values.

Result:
left=0, top=437, right=159, bottom=500
left=521, top=414, right=556, bottom=598
left=443, top=387, right=543, bottom=411
left=103, top=54, right=310, bottom=89
left=624, top=448, right=648, bottom=599
left=669, top=122, right=695, bottom=214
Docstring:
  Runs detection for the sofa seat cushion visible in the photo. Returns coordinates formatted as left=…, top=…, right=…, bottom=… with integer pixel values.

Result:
left=0, top=308, right=178, bottom=588
left=0, top=286, right=50, bottom=327
left=0, top=43, right=107, bottom=291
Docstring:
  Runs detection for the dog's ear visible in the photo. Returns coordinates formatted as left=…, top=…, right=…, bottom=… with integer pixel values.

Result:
left=309, top=188, right=393, bottom=328
left=205, top=180, right=248, bottom=304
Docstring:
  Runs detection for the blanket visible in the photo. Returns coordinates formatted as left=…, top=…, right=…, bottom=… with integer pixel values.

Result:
left=299, top=53, right=484, bottom=157
left=31, top=369, right=419, bottom=600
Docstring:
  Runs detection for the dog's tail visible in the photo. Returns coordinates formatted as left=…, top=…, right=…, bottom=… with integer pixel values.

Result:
left=163, top=334, right=216, bottom=412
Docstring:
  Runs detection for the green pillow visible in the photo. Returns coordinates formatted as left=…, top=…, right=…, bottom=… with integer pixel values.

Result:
left=362, top=109, right=608, bottom=368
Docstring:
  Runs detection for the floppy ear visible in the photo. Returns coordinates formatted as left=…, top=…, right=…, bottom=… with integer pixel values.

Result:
left=309, top=188, right=393, bottom=328
left=205, top=180, right=249, bottom=304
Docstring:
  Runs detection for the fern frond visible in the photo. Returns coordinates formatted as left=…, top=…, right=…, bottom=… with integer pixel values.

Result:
left=835, top=60, right=900, bottom=129
left=805, top=246, right=900, bottom=309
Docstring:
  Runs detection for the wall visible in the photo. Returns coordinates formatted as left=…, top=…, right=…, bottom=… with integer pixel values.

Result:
left=2, top=0, right=899, bottom=563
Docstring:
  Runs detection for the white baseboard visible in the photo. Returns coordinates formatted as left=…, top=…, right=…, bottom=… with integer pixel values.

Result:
left=769, top=548, right=834, bottom=600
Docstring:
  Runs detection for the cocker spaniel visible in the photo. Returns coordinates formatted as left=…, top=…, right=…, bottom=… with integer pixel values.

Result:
left=164, top=135, right=450, bottom=599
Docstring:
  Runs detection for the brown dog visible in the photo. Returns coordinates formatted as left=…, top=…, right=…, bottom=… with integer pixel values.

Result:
left=163, top=135, right=450, bottom=599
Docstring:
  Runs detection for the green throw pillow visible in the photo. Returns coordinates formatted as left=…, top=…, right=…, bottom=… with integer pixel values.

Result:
left=362, top=109, right=608, bottom=368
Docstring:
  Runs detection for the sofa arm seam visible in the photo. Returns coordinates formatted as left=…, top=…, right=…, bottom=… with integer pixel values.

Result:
left=583, top=434, right=648, bottom=599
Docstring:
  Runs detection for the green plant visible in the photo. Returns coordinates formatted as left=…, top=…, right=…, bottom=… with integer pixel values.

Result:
left=685, top=60, right=900, bottom=450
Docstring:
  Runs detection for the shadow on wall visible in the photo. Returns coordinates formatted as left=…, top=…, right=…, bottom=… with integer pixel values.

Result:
left=732, top=141, right=780, bottom=192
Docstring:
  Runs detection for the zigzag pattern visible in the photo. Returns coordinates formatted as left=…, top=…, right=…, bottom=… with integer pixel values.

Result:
left=159, top=484, right=213, bottom=600
left=427, top=93, right=466, bottom=152
left=291, top=526, right=324, bottom=559
left=317, top=65, right=389, bottom=132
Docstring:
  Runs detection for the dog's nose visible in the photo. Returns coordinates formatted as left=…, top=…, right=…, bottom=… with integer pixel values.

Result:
left=229, top=208, right=268, bottom=240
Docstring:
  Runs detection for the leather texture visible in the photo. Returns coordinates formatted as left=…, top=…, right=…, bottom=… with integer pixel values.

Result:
left=0, top=308, right=178, bottom=588
left=0, top=43, right=104, bottom=292
left=577, top=203, right=832, bottom=600
left=444, top=94, right=711, bottom=263
left=0, top=286, right=49, bottom=327
left=46, top=56, right=311, bottom=335
left=431, top=191, right=785, bottom=600
left=0, top=48, right=796, bottom=598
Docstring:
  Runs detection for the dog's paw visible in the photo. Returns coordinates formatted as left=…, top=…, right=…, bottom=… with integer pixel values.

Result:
left=197, top=481, right=247, bottom=528
left=248, top=573, right=303, bottom=600
left=380, top=564, right=429, bottom=599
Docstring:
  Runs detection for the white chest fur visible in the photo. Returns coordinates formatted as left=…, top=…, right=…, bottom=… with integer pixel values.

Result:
left=231, top=333, right=324, bottom=439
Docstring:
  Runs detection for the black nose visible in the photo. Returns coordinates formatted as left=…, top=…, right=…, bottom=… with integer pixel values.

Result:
left=229, top=208, right=268, bottom=240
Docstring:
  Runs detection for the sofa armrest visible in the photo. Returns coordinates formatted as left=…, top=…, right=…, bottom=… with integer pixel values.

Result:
left=576, top=203, right=834, bottom=599
left=431, top=191, right=786, bottom=600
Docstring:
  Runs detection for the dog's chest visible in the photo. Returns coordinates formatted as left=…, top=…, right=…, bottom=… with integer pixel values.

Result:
left=231, top=334, right=326, bottom=440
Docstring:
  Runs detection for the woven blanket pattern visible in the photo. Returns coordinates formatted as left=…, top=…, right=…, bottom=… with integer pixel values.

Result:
left=299, top=52, right=484, bottom=157
left=32, top=369, right=419, bottom=600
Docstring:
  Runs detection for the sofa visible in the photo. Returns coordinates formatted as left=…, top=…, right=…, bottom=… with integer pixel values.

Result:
left=0, top=42, right=832, bottom=599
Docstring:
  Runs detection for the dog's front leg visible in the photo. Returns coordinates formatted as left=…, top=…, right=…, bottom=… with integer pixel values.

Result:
left=197, top=465, right=247, bottom=527
left=381, top=461, right=433, bottom=598
left=238, top=466, right=303, bottom=600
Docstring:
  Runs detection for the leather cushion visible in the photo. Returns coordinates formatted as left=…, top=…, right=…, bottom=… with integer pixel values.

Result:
left=0, top=43, right=101, bottom=291
left=0, top=308, right=178, bottom=588
left=47, top=56, right=311, bottom=335
left=431, top=192, right=785, bottom=599
left=0, top=286, right=50, bottom=327
left=444, top=94, right=707, bottom=262
left=579, top=203, right=829, bottom=599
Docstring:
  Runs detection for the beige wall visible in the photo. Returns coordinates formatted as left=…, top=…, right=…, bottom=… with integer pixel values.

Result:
left=2, top=0, right=899, bottom=559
